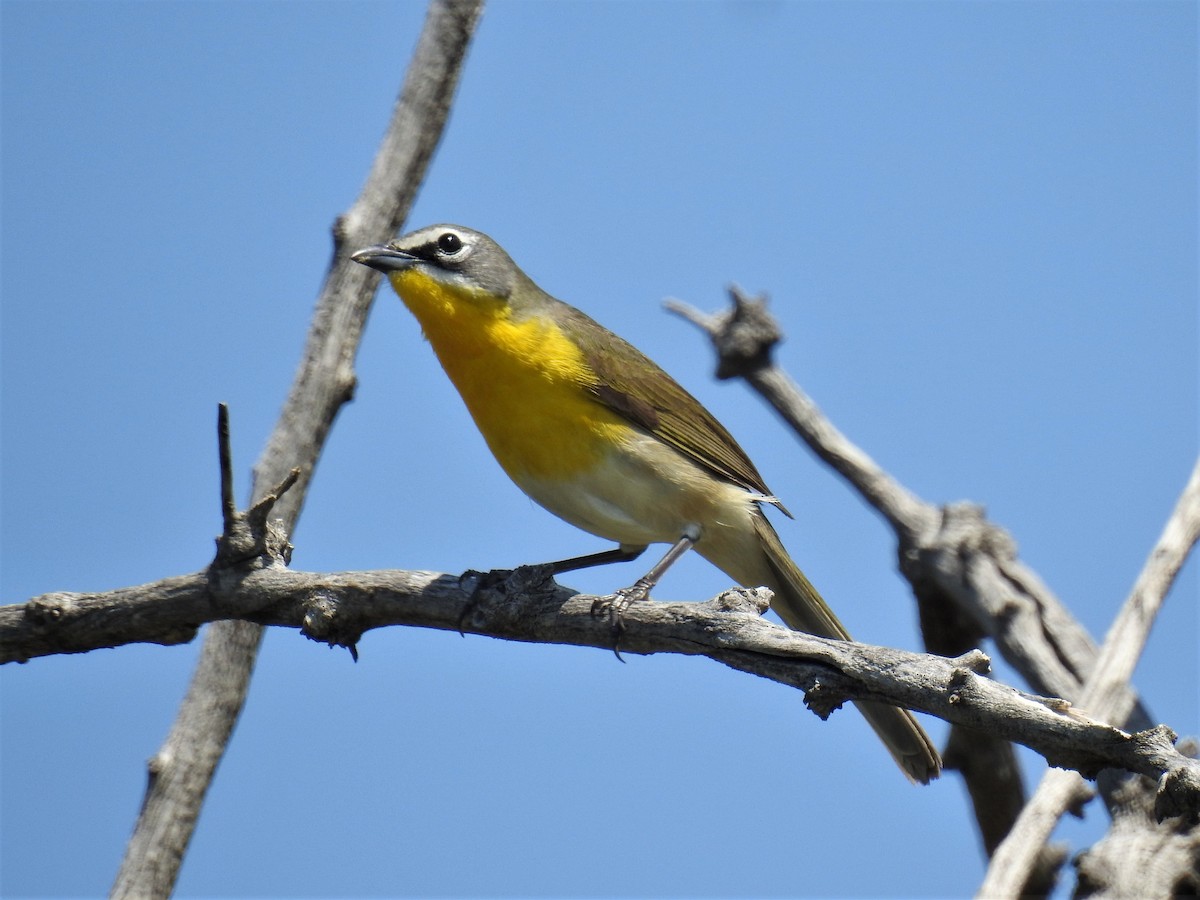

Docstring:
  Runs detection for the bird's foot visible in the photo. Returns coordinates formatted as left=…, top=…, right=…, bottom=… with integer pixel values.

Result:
left=590, top=578, right=653, bottom=661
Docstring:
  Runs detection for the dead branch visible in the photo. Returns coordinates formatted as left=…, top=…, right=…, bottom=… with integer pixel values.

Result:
left=665, top=289, right=1153, bottom=715
left=108, top=3, right=485, bottom=897
left=1072, top=760, right=1200, bottom=898
left=3, top=561, right=1198, bottom=818
left=665, top=287, right=1199, bottom=895
left=979, top=457, right=1200, bottom=898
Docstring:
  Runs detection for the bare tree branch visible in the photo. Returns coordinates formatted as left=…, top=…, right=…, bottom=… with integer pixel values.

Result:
left=3, top=561, right=1198, bottom=811
left=667, top=292, right=1200, bottom=897
left=917, top=580, right=1069, bottom=895
left=979, top=457, right=1200, bottom=898
left=1076, top=457, right=1200, bottom=728
left=667, top=290, right=1094, bottom=881
left=665, top=289, right=1152, bottom=719
left=108, top=2, right=485, bottom=897
left=1072, top=760, right=1200, bottom=898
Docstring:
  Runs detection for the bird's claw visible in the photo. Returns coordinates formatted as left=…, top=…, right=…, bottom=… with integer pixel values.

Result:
left=590, top=580, right=652, bottom=661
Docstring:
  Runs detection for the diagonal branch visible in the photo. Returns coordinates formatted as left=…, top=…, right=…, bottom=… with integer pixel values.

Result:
left=978, top=456, right=1200, bottom=898
left=108, top=3, right=485, bottom=897
left=665, top=289, right=1152, bottom=715
left=663, top=286, right=1178, bottom=887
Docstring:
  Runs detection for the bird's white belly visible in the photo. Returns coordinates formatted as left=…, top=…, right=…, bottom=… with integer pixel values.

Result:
left=511, top=429, right=758, bottom=548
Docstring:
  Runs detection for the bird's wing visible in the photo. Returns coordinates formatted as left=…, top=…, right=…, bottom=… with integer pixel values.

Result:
left=555, top=303, right=787, bottom=512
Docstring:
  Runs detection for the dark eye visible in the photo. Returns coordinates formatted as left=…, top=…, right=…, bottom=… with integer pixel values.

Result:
left=437, top=232, right=463, bottom=254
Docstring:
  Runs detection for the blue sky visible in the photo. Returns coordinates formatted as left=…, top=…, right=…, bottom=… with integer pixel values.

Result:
left=2, top=1, right=1196, bottom=897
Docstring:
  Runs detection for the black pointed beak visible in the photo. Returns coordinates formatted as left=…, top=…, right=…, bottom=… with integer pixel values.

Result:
left=351, top=245, right=420, bottom=273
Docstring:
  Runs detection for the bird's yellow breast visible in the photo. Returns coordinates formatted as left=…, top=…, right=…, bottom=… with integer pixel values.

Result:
left=389, top=269, right=632, bottom=484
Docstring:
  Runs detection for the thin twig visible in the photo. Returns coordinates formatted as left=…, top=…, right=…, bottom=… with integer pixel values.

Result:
left=217, top=403, right=236, bottom=532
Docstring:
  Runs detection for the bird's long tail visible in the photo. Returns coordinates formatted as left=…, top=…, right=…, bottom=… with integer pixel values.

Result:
left=701, top=512, right=941, bottom=785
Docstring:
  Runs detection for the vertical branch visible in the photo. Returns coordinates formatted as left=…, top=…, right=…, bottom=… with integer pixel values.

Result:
left=110, top=2, right=485, bottom=897
left=217, top=403, right=236, bottom=532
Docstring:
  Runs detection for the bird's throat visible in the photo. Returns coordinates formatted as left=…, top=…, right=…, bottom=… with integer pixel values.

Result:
left=390, top=269, right=631, bottom=484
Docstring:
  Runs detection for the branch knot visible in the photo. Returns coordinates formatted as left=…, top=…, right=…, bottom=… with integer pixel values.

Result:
left=300, top=590, right=362, bottom=661
left=209, top=405, right=298, bottom=595
left=712, top=586, right=773, bottom=615
left=24, top=593, right=73, bottom=632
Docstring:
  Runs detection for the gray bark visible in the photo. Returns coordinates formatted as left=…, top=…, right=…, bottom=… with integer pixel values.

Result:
left=106, top=2, right=485, bottom=896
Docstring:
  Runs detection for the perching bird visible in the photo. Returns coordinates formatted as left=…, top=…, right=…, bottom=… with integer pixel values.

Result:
left=353, top=225, right=940, bottom=784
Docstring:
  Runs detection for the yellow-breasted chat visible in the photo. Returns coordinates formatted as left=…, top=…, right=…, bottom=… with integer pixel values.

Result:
left=352, top=224, right=941, bottom=784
